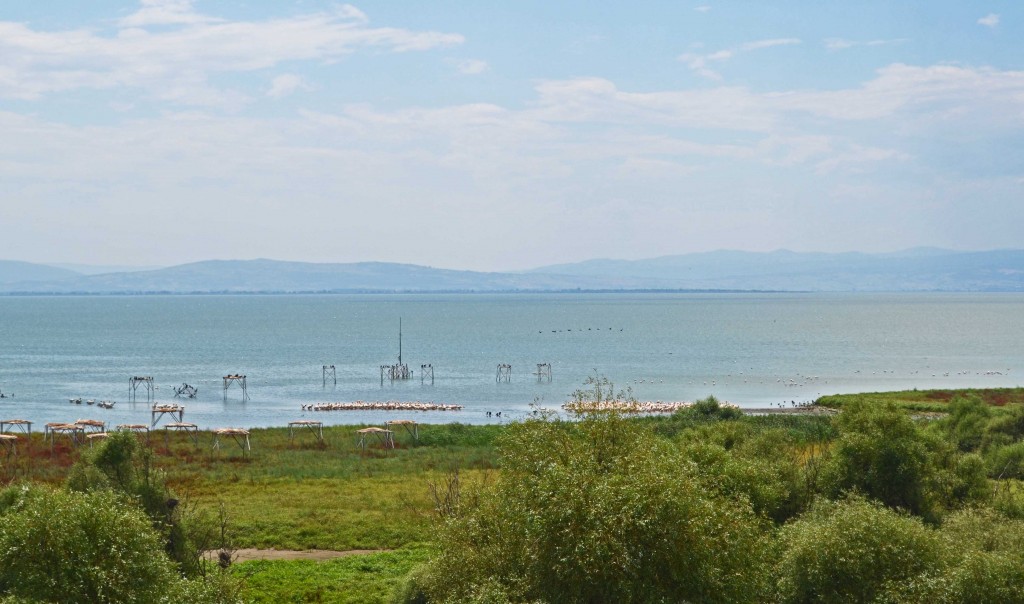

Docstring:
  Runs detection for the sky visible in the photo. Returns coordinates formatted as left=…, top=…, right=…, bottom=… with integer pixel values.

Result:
left=1, top=1, right=1022, bottom=271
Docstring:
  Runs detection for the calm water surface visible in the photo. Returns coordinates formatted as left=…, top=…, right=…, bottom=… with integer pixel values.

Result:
left=0, top=293, right=1021, bottom=428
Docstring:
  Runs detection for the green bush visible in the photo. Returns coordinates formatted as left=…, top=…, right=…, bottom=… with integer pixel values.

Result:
left=821, top=401, right=941, bottom=515
left=0, top=485, right=180, bottom=603
left=983, top=406, right=1024, bottom=448
left=411, top=413, right=772, bottom=603
left=986, top=441, right=1024, bottom=479
left=681, top=425, right=807, bottom=523
left=775, top=496, right=949, bottom=604
left=879, top=508, right=1024, bottom=603
left=65, top=430, right=203, bottom=576
left=937, top=396, right=992, bottom=452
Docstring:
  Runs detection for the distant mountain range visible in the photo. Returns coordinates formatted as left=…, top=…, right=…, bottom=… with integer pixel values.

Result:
left=1, top=249, right=1023, bottom=294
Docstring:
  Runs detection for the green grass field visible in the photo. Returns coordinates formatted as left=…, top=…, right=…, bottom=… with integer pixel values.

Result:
left=237, top=546, right=432, bottom=604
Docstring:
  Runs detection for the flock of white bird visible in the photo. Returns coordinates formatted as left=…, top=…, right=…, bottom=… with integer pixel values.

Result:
left=303, top=400, right=464, bottom=412
left=562, top=400, right=740, bottom=414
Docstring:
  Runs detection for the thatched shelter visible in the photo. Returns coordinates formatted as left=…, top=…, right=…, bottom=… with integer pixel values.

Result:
left=288, top=420, right=323, bottom=443
left=213, top=428, right=251, bottom=454
left=163, top=422, right=199, bottom=447
left=151, top=403, right=184, bottom=427
left=355, top=427, right=394, bottom=452
left=0, top=419, right=32, bottom=437
left=386, top=419, right=419, bottom=443
left=74, top=419, right=106, bottom=433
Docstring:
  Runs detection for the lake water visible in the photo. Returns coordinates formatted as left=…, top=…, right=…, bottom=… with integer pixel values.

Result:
left=0, top=293, right=1021, bottom=429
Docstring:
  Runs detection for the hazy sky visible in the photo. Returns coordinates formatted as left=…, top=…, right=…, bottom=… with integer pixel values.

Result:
left=1, top=1, right=1022, bottom=271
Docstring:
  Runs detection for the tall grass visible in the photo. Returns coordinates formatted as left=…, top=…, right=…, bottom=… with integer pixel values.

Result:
left=817, top=387, right=1024, bottom=412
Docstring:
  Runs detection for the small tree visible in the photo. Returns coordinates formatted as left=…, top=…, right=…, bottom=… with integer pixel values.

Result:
left=66, top=430, right=201, bottom=576
left=0, top=485, right=180, bottom=603
left=820, top=401, right=935, bottom=516
left=408, top=411, right=772, bottom=603
left=775, top=496, right=949, bottom=604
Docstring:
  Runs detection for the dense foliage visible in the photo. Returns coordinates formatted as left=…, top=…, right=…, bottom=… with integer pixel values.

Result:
left=0, top=432, right=243, bottom=604
left=397, top=390, right=1024, bottom=604
left=6, top=386, right=1024, bottom=603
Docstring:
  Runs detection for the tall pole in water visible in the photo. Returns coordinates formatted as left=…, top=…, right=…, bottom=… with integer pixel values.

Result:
left=398, top=317, right=402, bottom=365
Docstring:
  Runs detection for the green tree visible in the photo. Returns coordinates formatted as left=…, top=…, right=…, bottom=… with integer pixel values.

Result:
left=66, top=430, right=201, bottom=576
left=820, top=401, right=935, bottom=515
left=0, top=485, right=181, bottom=604
left=775, top=496, right=949, bottom=604
left=407, top=412, right=772, bottom=603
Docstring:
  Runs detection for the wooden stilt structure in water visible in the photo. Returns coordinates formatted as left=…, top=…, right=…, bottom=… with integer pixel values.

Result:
left=86, top=432, right=109, bottom=448
left=173, top=383, right=198, bottom=398
left=223, top=374, right=249, bottom=401
left=381, top=318, right=413, bottom=383
left=151, top=403, right=184, bottom=427
left=323, top=365, right=336, bottom=387
left=74, top=419, right=106, bottom=433
left=420, top=364, right=434, bottom=385
left=534, top=363, right=553, bottom=382
left=128, top=376, right=155, bottom=402
left=496, top=364, right=512, bottom=383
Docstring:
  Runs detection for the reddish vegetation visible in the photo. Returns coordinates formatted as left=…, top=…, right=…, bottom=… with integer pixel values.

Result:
left=989, top=393, right=1010, bottom=407
left=923, top=389, right=1021, bottom=407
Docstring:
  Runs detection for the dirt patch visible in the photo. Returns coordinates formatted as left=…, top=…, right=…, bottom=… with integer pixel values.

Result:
left=205, top=548, right=390, bottom=563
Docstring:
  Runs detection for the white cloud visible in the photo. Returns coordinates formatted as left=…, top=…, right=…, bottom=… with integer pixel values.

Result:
left=739, top=38, right=800, bottom=52
left=978, top=13, right=1000, bottom=28
left=455, top=59, right=489, bottom=75
left=679, top=38, right=801, bottom=80
left=694, top=5, right=712, bottom=13
left=267, top=74, right=307, bottom=98
left=0, top=3, right=463, bottom=106
left=825, top=38, right=907, bottom=51
left=2, top=60, right=1023, bottom=267
left=775, top=63, right=1024, bottom=121
left=529, top=77, right=775, bottom=131
left=815, top=144, right=910, bottom=173
left=118, top=0, right=220, bottom=27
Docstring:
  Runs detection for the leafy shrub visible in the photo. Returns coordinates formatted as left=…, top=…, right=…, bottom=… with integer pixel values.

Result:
left=680, top=425, right=807, bottom=523
left=987, top=441, right=1024, bottom=479
left=937, top=396, right=991, bottom=452
left=983, top=406, right=1024, bottom=448
left=775, top=496, right=949, bottom=604
left=879, top=508, right=1024, bottom=603
left=0, top=484, right=180, bottom=603
left=690, top=395, right=743, bottom=420
left=820, top=401, right=935, bottom=515
left=412, top=413, right=772, bottom=603
left=65, top=430, right=202, bottom=576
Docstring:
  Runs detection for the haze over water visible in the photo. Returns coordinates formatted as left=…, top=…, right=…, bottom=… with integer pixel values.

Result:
left=0, top=293, right=1021, bottom=429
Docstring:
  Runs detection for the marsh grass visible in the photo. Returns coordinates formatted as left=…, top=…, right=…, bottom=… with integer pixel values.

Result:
left=816, top=387, right=1024, bottom=413
left=4, top=423, right=501, bottom=552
